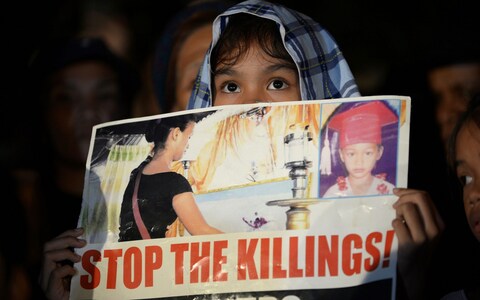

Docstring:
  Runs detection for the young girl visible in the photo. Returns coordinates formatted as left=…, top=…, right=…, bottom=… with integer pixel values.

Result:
left=183, top=2, right=445, bottom=299
left=118, top=114, right=222, bottom=241
left=442, top=93, right=480, bottom=299
left=187, top=0, right=360, bottom=109
left=322, top=100, right=398, bottom=197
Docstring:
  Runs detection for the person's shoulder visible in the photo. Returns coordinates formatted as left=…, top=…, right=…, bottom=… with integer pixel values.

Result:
left=323, top=176, right=346, bottom=197
left=169, top=171, right=187, bottom=179
left=372, top=174, right=395, bottom=194
left=374, top=173, right=395, bottom=186
left=167, top=172, right=191, bottom=185
left=323, top=185, right=337, bottom=197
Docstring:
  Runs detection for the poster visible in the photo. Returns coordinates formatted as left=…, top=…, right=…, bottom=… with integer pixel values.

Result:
left=71, top=95, right=410, bottom=299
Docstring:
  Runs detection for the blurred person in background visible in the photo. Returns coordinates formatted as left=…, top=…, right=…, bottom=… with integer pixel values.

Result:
left=375, top=8, right=480, bottom=297
left=75, top=0, right=134, bottom=61
left=427, top=50, right=480, bottom=153
left=416, top=20, right=480, bottom=298
left=440, top=93, right=480, bottom=299
left=21, top=36, right=140, bottom=299
left=133, top=0, right=234, bottom=116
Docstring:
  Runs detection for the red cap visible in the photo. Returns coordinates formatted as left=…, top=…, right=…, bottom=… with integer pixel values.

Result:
left=328, top=101, right=398, bottom=148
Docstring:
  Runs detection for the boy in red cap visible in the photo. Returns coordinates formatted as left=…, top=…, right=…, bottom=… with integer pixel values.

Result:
left=322, top=100, right=399, bottom=197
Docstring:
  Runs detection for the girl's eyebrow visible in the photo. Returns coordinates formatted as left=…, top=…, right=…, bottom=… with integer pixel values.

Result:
left=266, top=65, right=297, bottom=76
left=214, top=67, right=235, bottom=76
left=215, top=62, right=296, bottom=77
left=266, top=62, right=297, bottom=72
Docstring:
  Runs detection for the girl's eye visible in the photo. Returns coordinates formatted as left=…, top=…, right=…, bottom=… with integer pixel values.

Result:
left=458, top=175, right=473, bottom=186
left=221, top=82, right=240, bottom=93
left=267, top=79, right=288, bottom=90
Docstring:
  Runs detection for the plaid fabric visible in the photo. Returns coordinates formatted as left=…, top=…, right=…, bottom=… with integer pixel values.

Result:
left=188, top=0, right=360, bottom=109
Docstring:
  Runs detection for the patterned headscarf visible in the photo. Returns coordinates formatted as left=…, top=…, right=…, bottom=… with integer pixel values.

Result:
left=188, top=0, right=360, bottom=109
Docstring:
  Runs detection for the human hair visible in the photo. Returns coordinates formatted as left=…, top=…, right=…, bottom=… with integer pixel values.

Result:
left=145, top=114, right=198, bottom=153
left=210, top=13, right=296, bottom=100
left=447, top=93, right=480, bottom=171
left=154, top=0, right=234, bottom=112
left=164, top=10, right=223, bottom=112
left=30, top=37, right=139, bottom=115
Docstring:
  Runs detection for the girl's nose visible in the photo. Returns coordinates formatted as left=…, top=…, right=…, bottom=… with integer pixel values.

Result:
left=355, top=155, right=363, bottom=164
left=467, top=178, right=480, bottom=207
left=241, top=98, right=264, bottom=104
left=241, top=88, right=270, bottom=104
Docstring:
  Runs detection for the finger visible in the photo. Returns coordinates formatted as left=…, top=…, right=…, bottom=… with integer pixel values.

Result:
left=39, top=248, right=81, bottom=290
left=393, top=188, right=426, bottom=205
left=50, top=264, right=76, bottom=284
left=43, top=234, right=86, bottom=253
left=45, top=265, right=76, bottom=300
left=397, top=202, right=428, bottom=243
left=392, top=217, right=411, bottom=244
left=44, top=247, right=83, bottom=266
left=393, top=189, right=444, bottom=238
left=40, top=231, right=85, bottom=292
left=55, top=227, right=84, bottom=239
left=409, top=194, right=444, bottom=239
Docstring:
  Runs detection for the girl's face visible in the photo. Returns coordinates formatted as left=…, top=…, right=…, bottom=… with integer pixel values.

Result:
left=174, top=122, right=195, bottom=161
left=339, top=143, right=383, bottom=179
left=213, top=42, right=300, bottom=106
left=454, top=120, right=480, bottom=242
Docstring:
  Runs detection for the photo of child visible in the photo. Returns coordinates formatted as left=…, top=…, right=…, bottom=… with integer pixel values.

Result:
left=320, top=100, right=399, bottom=198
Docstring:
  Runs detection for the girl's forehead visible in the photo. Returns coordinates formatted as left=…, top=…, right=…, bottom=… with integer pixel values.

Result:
left=464, top=120, right=480, bottom=142
left=455, top=122, right=478, bottom=156
left=343, top=143, right=379, bottom=150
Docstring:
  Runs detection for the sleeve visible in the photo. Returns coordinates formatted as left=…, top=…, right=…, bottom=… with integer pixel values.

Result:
left=170, top=173, right=193, bottom=196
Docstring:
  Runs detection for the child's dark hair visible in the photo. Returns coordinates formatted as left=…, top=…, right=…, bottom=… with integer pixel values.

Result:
left=210, top=13, right=296, bottom=98
left=447, top=92, right=480, bottom=170
left=145, top=114, right=198, bottom=153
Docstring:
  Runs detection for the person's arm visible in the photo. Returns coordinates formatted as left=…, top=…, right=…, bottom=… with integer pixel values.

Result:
left=38, top=228, right=87, bottom=300
left=173, top=192, right=223, bottom=235
left=392, top=188, right=445, bottom=300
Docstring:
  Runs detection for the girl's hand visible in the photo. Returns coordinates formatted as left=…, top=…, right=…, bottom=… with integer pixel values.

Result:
left=38, top=228, right=87, bottom=300
left=392, top=188, right=445, bottom=300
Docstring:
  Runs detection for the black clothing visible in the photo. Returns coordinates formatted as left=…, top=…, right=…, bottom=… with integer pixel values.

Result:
left=118, top=162, right=192, bottom=241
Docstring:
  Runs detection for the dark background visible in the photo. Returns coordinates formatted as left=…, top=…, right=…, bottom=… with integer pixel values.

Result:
left=3, top=0, right=478, bottom=96
left=2, top=0, right=478, bottom=176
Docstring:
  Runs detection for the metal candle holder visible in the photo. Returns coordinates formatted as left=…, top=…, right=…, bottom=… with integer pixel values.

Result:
left=267, top=123, right=318, bottom=230
left=181, top=160, right=191, bottom=179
